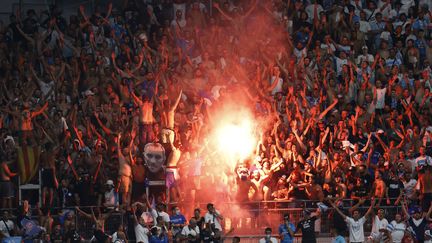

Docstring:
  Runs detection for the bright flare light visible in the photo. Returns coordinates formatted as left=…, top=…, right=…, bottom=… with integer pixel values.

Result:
left=216, top=119, right=256, bottom=160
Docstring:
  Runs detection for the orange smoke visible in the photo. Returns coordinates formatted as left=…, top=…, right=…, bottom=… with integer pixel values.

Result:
left=208, top=106, right=258, bottom=167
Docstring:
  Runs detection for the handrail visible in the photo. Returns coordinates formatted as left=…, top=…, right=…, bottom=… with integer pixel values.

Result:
left=0, top=197, right=404, bottom=211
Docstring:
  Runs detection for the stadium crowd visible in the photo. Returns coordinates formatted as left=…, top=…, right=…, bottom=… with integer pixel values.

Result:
left=0, top=0, right=432, bottom=242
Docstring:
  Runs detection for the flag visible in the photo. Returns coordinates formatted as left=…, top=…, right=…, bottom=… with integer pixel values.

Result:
left=20, top=218, right=42, bottom=237
left=17, top=146, right=40, bottom=184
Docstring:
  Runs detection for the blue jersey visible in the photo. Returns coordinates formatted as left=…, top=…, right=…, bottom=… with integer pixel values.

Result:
left=279, top=222, right=296, bottom=243
left=332, top=235, right=346, bottom=243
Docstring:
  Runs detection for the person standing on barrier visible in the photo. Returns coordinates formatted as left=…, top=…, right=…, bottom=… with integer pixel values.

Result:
left=330, top=199, right=375, bottom=243
left=279, top=213, right=296, bottom=243
left=294, top=208, right=321, bottom=243
left=0, top=157, right=17, bottom=209
left=75, top=206, right=115, bottom=243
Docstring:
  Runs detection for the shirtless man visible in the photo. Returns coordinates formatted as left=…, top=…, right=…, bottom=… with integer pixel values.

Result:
left=158, top=89, right=182, bottom=144
left=250, top=167, right=277, bottom=202
left=166, top=135, right=181, bottom=202
left=40, top=142, right=60, bottom=207
left=116, top=133, right=132, bottom=207
left=0, top=158, right=17, bottom=209
left=371, top=171, right=387, bottom=206
left=1, top=102, right=48, bottom=145
left=213, top=0, right=258, bottom=34
left=130, top=90, right=156, bottom=146
left=130, top=129, right=146, bottom=202
left=75, top=207, right=114, bottom=242
left=305, top=177, right=325, bottom=202
left=418, top=166, right=432, bottom=212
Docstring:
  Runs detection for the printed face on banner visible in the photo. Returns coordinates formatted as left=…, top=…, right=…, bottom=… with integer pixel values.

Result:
left=143, top=143, right=166, bottom=174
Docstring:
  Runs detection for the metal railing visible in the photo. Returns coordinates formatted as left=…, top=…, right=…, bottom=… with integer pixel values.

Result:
left=0, top=199, right=405, bottom=242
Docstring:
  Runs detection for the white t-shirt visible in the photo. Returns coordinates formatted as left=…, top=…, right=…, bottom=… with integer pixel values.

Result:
left=375, top=87, right=387, bottom=109
left=371, top=215, right=388, bottom=242
left=0, top=219, right=14, bottom=237
left=170, top=19, right=187, bottom=31
left=150, top=208, right=170, bottom=226
left=320, top=43, right=336, bottom=53
left=305, top=4, right=324, bottom=23
left=336, top=57, right=348, bottom=75
left=346, top=216, right=366, bottom=243
left=359, top=20, right=372, bottom=34
left=181, top=225, right=200, bottom=237
left=259, top=237, right=278, bottom=243
left=135, top=224, right=149, bottom=243
left=270, top=76, right=283, bottom=95
left=390, top=221, right=406, bottom=243
left=205, top=210, right=222, bottom=231
left=403, top=179, right=417, bottom=199
left=356, top=54, right=374, bottom=64
left=37, top=80, right=55, bottom=97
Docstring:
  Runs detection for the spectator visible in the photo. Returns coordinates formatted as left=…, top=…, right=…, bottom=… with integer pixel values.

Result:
left=103, top=179, right=119, bottom=209
left=204, top=203, right=223, bottom=237
left=0, top=0, right=431, bottom=240
left=401, top=200, right=432, bottom=243
left=369, top=208, right=389, bottom=243
left=294, top=208, right=321, bottom=243
left=0, top=158, right=17, bottom=209
left=0, top=210, right=15, bottom=238
left=179, top=218, right=200, bottom=243
left=170, top=205, right=186, bottom=242
left=258, top=227, right=277, bottom=243
left=131, top=204, right=149, bottom=243
left=330, top=199, right=375, bottom=243
left=388, top=213, right=407, bottom=243
left=330, top=227, right=346, bottom=243
left=279, top=213, right=296, bottom=243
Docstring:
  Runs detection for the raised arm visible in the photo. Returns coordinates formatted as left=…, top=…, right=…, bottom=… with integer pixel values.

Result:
left=374, top=133, right=389, bottom=152
left=130, top=90, right=143, bottom=106
left=131, top=205, right=139, bottom=226
left=364, top=199, right=375, bottom=219
left=15, top=24, right=33, bottom=42
left=360, top=133, right=373, bottom=153
left=318, top=98, right=338, bottom=120
left=213, top=3, right=234, bottom=21
left=67, top=155, right=80, bottom=180
left=400, top=198, right=409, bottom=220
left=170, top=89, right=183, bottom=112
left=242, top=0, right=258, bottom=18
left=426, top=204, right=432, bottom=221
left=75, top=207, right=92, bottom=220
left=31, top=102, right=49, bottom=117
left=93, top=112, right=113, bottom=135
left=1, top=162, right=17, bottom=178
left=329, top=201, right=347, bottom=220
left=116, top=133, right=123, bottom=158
left=130, top=52, right=145, bottom=73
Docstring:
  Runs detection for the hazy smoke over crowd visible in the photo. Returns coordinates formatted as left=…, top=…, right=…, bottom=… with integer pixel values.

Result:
left=175, top=0, right=288, bottom=228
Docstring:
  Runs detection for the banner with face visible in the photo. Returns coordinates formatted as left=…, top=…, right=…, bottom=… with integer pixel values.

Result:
left=143, top=143, right=166, bottom=180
